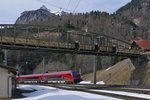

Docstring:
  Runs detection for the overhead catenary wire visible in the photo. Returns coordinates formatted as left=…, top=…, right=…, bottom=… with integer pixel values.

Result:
left=36, top=0, right=60, bottom=8
left=73, top=0, right=81, bottom=13
left=35, top=0, right=74, bottom=12
left=66, top=0, right=71, bottom=10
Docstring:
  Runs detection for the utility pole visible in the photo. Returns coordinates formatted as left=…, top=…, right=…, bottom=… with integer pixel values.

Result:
left=42, top=57, right=45, bottom=73
left=93, top=55, right=97, bottom=84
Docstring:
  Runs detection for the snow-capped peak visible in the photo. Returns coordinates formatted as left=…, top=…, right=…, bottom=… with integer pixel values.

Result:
left=40, top=5, right=50, bottom=12
left=51, top=8, right=65, bottom=16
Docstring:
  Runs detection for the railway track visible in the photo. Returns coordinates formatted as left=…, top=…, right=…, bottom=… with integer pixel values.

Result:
left=17, top=82, right=150, bottom=99
left=46, top=84, right=150, bottom=100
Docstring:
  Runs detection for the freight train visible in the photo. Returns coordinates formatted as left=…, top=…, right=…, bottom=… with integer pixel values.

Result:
left=16, top=70, right=82, bottom=84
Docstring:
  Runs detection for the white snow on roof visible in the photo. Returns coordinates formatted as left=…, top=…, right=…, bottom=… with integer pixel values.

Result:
left=12, top=85, right=121, bottom=100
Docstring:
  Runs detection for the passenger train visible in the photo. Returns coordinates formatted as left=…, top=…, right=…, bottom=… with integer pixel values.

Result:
left=16, top=70, right=82, bottom=84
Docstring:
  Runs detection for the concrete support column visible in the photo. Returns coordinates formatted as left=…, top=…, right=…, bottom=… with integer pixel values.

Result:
left=93, top=55, right=97, bottom=84
left=3, top=49, right=7, bottom=66
left=42, top=57, right=45, bottom=73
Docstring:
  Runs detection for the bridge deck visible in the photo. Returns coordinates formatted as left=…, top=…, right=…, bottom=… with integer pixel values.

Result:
left=0, top=24, right=142, bottom=57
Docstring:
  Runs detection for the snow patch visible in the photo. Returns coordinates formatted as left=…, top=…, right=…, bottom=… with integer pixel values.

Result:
left=97, top=81, right=105, bottom=84
left=91, top=89, right=150, bottom=99
left=79, top=81, right=105, bottom=85
left=105, top=67, right=111, bottom=71
left=12, top=85, right=121, bottom=100
left=79, top=81, right=92, bottom=84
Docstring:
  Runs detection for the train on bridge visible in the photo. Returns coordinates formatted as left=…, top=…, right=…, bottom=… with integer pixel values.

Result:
left=16, top=70, right=82, bottom=84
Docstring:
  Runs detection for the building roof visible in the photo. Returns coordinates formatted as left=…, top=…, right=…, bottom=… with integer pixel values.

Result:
left=0, top=64, right=17, bottom=75
left=133, top=40, right=150, bottom=51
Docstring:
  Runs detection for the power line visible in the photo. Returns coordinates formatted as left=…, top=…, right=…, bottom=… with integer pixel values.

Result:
left=35, top=0, right=74, bottom=12
left=73, top=0, right=81, bottom=13
left=36, top=0, right=62, bottom=9
left=66, top=0, right=71, bottom=10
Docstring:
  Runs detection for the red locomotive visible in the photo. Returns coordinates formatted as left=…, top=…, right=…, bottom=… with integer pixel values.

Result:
left=16, top=70, right=82, bottom=84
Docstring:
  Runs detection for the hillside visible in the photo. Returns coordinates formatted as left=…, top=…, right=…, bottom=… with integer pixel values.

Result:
left=15, top=6, right=138, bottom=41
left=15, top=0, right=150, bottom=40
left=117, top=0, right=150, bottom=39
left=15, top=2, right=150, bottom=40
left=117, top=0, right=150, bottom=19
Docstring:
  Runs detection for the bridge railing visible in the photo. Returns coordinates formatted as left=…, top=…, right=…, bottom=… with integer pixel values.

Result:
left=0, top=35, right=141, bottom=54
left=117, top=48, right=141, bottom=55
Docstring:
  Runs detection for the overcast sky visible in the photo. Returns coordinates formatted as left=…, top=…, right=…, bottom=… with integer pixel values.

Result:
left=0, top=0, right=131, bottom=24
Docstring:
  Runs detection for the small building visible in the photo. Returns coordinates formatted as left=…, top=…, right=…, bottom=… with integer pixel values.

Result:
left=131, top=39, right=150, bottom=51
left=0, top=64, right=17, bottom=99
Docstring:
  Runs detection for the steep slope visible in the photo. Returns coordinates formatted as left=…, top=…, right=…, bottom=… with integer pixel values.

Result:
left=82, top=59, right=135, bottom=85
left=82, top=58, right=150, bottom=85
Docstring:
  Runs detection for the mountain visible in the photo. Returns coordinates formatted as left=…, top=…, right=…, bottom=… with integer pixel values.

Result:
left=117, top=0, right=150, bottom=17
left=15, top=5, right=55, bottom=24
left=15, top=0, right=150, bottom=39
left=116, top=0, right=150, bottom=39
left=15, top=5, right=68, bottom=24
left=15, top=5, right=138, bottom=40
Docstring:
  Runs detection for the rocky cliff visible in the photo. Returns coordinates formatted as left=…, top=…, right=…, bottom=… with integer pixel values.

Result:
left=15, top=5, right=54, bottom=24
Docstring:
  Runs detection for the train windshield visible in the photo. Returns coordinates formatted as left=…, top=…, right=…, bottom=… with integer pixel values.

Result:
left=72, top=71, right=80, bottom=77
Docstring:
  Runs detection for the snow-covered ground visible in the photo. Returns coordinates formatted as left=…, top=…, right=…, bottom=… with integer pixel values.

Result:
left=79, top=81, right=105, bottom=84
left=92, top=89, right=150, bottom=99
left=12, top=85, right=121, bottom=100
left=12, top=81, right=150, bottom=100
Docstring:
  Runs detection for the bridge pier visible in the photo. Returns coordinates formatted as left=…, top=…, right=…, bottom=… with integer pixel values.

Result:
left=129, top=56, right=148, bottom=85
left=3, top=49, right=7, bottom=66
